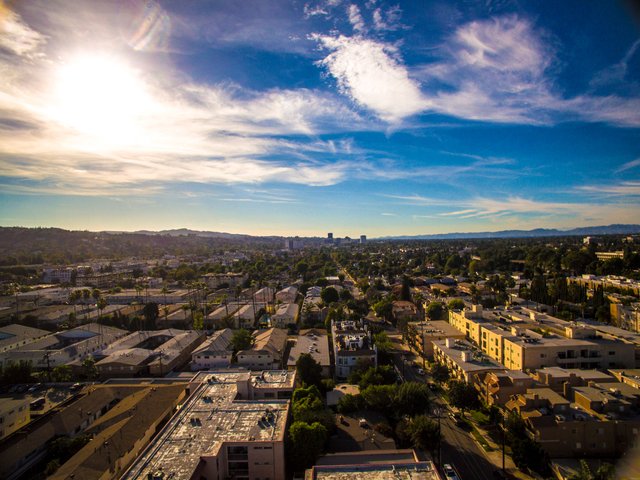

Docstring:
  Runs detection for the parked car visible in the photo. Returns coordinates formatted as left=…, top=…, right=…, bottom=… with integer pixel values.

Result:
left=443, top=464, right=461, bottom=480
left=359, top=418, right=369, bottom=428
left=416, top=368, right=425, bottom=375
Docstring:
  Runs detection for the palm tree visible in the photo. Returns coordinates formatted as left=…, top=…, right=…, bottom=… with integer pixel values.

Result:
left=161, top=286, right=169, bottom=321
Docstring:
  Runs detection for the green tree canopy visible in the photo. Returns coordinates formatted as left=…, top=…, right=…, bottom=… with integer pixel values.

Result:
left=361, top=384, right=396, bottom=413
left=447, top=380, right=479, bottom=414
left=320, top=287, right=339, bottom=304
left=296, top=353, right=323, bottom=389
left=408, top=415, right=440, bottom=452
left=425, top=301, right=445, bottom=320
left=231, top=328, right=253, bottom=352
left=447, top=299, right=465, bottom=311
left=395, top=382, right=431, bottom=416
left=287, top=421, right=328, bottom=473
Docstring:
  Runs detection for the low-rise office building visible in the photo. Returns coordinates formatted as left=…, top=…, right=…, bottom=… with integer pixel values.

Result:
left=122, top=370, right=295, bottom=480
left=191, top=328, right=234, bottom=370
left=237, top=328, right=288, bottom=370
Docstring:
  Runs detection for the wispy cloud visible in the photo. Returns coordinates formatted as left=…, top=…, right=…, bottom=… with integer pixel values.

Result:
left=313, top=14, right=640, bottom=126
left=0, top=5, right=377, bottom=194
left=615, top=158, right=640, bottom=173
left=384, top=193, right=640, bottom=225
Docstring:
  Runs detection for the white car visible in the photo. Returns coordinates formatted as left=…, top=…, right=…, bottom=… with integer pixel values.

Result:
left=416, top=368, right=425, bottom=375
left=443, top=464, right=460, bottom=480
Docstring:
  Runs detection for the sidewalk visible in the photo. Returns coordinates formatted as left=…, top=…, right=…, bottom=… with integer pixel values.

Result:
left=471, top=422, right=536, bottom=480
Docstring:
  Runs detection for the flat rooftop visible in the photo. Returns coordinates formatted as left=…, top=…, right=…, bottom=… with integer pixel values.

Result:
left=309, top=464, right=439, bottom=480
left=123, top=371, right=291, bottom=480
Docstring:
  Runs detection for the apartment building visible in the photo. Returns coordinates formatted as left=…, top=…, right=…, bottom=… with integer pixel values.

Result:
left=407, top=320, right=465, bottom=359
left=287, top=329, right=331, bottom=377
left=122, top=370, right=295, bottom=480
left=201, top=272, right=248, bottom=289
left=0, top=324, right=128, bottom=370
left=332, top=320, right=377, bottom=380
left=237, top=328, right=288, bottom=370
left=0, top=383, right=187, bottom=480
left=432, top=338, right=505, bottom=383
left=475, top=370, right=535, bottom=406
left=506, top=386, right=640, bottom=458
left=275, top=286, right=298, bottom=303
left=306, top=450, right=441, bottom=480
left=191, top=328, right=234, bottom=370
left=90, top=329, right=205, bottom=377
left=0, top=397, right=30, bottom=440
left=271, top=302, right=299, bottom=328
left=501, top=329, right=635, bottom=371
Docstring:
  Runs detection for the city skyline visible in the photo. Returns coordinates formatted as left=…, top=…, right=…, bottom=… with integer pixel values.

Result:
left=1, top=0, right=639, bottom=236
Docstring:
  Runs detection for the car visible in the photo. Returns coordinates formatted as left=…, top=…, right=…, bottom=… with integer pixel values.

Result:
left=359, top=418, right=369, bottom=428
left=442, top=464, right=460, bottom=480
left=70, top=383, right=82, bottom=391
left=416, top=368, right=425, bottom=375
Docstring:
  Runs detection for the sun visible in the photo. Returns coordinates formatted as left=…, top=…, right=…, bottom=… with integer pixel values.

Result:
left=51, top=55, right=152, bottom=145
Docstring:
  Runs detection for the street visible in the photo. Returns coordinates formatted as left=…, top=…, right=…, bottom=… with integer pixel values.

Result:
left=438, top=408, right=502, bottom=480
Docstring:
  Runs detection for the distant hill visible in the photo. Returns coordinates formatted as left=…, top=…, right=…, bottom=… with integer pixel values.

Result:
left=378, top=224, right=640, bottom=240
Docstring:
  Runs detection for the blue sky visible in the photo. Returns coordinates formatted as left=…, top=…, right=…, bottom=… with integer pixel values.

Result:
left=0, top=0, right=639, bottom=237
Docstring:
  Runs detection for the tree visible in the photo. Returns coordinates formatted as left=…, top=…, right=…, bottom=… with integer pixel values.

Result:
left=395, top=382, right=431, bottom=416
left=430, top=363, right=450, bottom=383
left=447, top=299, right=465, bottom=311
left=0, top=360, right=33, bottom=385
left=372, top=297, right=393, bottom=321
left=337, top=393, right=365, bottom=414
left=358, top=365, right=397, bottom=389
left=400, top=276, right=412, bottom=301
left=81, top=356, right=98, bottom=380
left=287, top=421, right=327, bottom=473
left=361, top=384, right=396, bottom=413
left=408, top=415, right=440, bottom=452
left=231, top=328, right=253, bottom=352
left=447, top=380, right=479, bottom=415
left=320, top=287, right=339, bottom=305
left=193, top=311, right=204, bottom=330
left=373, top=331, right=393, bottom=354
left=296, top=353, right=323, bottom=388
left=142, top=302, right=159, bottom=329
left=52, top=365, right=72, bottom=382
left=425, top=301, right=445, bottom=320
left=568, top=461, right=615, bottom=480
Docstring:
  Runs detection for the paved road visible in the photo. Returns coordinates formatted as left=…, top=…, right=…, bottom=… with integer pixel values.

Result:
left=438, top=411, right=502, bottom=480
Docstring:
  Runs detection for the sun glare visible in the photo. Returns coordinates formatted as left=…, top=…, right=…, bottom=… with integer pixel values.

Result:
left=51, top=55, right=152, bottom=145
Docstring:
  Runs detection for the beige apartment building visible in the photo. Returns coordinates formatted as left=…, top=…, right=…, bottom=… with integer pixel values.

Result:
left=0, top=397, right=30, bottom=440
left=237, top=328, right=288, bottom=370
left=122, top=370, right=295, bottom=480
left=501, top=331, right=635, bottom=371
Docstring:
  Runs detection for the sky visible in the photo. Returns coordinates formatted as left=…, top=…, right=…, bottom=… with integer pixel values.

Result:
left=0, top=0, right=639, bottom=237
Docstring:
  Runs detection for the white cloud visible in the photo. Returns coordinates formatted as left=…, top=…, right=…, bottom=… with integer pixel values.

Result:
left=347, top=4, right=365, bottom=33
left=0, top=10, right=46, bottom=57
left=313, top=34, right=427, bottom=123
left=314, top=14, right=640, bottom=126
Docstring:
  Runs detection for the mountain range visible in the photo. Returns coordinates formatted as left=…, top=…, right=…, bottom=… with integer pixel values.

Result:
left=125, top=224, right=640, bottom=240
